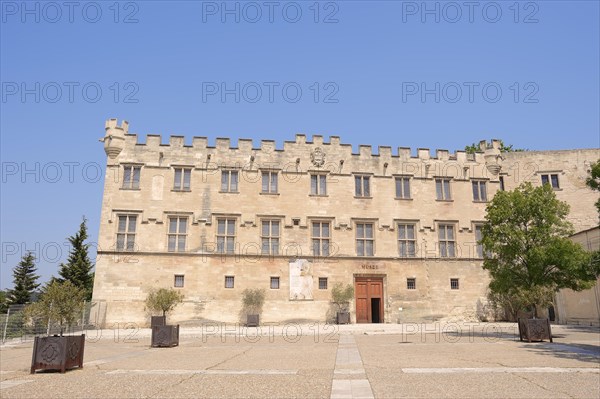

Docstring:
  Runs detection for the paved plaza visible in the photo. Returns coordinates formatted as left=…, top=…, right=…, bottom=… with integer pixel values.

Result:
left=1, top=322, right=599, bottom=398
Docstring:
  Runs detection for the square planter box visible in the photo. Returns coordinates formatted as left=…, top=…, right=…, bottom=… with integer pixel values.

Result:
left=337, top=312, right=351, bottom=325
left=151, top=316, right=166, bottom=327
left=518, top=318, right=553, bottom=342
left=151, top=325, right=179, bottom=347
left=30, top=334, right=85, bottom=374
left=246, top=314, right=259, bottom=327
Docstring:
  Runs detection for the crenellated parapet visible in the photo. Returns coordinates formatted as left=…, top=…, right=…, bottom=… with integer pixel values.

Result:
left=103, top=119, right=504, bottom=179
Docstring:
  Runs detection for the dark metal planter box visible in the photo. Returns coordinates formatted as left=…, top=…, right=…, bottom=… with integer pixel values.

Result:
left=151, top=316, right=166, bottom=327
left=30, top=334, right=85, bottom=374
left=151, top=325, right=179, bottom=347
left=246, top=314, right=259, bottom=327
left=518, top=318, right=553, bottom=342
left=337, top=312, right=351, bottom=325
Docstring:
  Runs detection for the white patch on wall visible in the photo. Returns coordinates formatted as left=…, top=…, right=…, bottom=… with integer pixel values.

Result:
left=152, top=175, right=164, bottom=200
left=289, top=259, right=313, bottom=300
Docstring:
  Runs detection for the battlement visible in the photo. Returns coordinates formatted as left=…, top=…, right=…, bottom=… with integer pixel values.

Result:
left=108, top=119, right=497, bottom=163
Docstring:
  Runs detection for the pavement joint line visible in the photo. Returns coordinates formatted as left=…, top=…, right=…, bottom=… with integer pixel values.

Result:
left=331, top=335, right=375, bottom=399
left=0, top=380, right=34, bottom=390
left=106, top=369, right=298, bottom=375
left=402, top=367, right=600, bottom=374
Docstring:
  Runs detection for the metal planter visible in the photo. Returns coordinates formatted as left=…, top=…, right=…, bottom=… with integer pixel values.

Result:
left=337, top=312, right=351, bottom=324
left=518, top=318, right=553, bottom=342
left=246, top=314, right=259, bottom=327
left=30, top=334, right=85, bottom=374
left=151, top=325, right=179, bottom=347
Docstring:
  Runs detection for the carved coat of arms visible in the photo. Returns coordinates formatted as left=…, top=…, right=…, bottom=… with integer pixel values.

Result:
left=310, top=147, right=326, bottom=167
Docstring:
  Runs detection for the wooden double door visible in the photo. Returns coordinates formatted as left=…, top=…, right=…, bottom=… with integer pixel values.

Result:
left=355, top=277, right=384, bottom=323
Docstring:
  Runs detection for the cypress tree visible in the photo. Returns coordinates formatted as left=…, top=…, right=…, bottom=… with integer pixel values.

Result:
left=8, top=252, right=40, bottom=305
left=58, top=217, right=95, bottom=300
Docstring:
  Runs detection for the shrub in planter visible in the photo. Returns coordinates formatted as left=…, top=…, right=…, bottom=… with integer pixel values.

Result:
left=331, top=283, right=354, bottom=324
left=26, top=281, right=86, bottom=373
left=145, top=288, right=183, bottom=348
left=241, top=288, right=265, bottom=327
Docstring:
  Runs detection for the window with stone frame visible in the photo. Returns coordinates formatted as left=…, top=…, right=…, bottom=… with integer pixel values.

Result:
left=221, top=170, right=239, bottom=192
left=312, top=221, right=330, bottom=256
left=541, top=173, right=560, bottom=189
left=407, top=278, right=416, bottom=290
left=225, top=275, right=235, bottom=288
left=450, top=278, right=460, bottom=290
left=270, top=277, right=280, bottom=289
left=355, top=175, right=371, bottom=197
left=116, top=215, right=137, bottom=251
left=397, top=223, right=416, bottom=257
left=438, top=224, right=456, bottom=258
left=356, top=222, right=374, bottom=256
left=173, top=168, right=191, bottom=191
left=319, top=277, right=328, bottom=290
left=261, top=220, right=280, bottom=255
left=395, top=176, right=411, bottom=199
left=435, top=178, right=452, bottom=200
left=168, top=216, right=187, bottom=252
left=174, top=274, right=184, bottom=288
left=310, top=174, right=327, bottom=195
left=472, top=180, right=488, bottom=202
left=217, top=218, right=236, bottom=254
left=475, top=224, right=484, bottom=258
left=262, top=171, right=278, bottom=194
left=123, top=165, right=141, bottom=189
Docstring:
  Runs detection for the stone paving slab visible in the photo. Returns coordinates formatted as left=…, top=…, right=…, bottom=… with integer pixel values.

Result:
left=0, top=323, right=597, bottom=398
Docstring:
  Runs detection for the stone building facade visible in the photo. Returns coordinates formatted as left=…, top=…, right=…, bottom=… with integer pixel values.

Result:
left=92, top=119, right=599, bottom=326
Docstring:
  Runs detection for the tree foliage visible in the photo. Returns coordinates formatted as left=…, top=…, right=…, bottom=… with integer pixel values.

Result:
left=585, top=159, right=600, bottom=216
left=0, top=290, right=8, bottom=314
left=25, top=281, right=86, bottom=336
left=331, top=283, right=355, bottom=312
left=464, top=140, right=525, bottom=154
left=58, top=217, right=95, bottom=300
left=8, top=252, right=40, bottom=305
left=482, top=182, right=598, bottom=317
left=241, top=288, right=266, bottom=315
left=145, top=288, right=184, bottom=319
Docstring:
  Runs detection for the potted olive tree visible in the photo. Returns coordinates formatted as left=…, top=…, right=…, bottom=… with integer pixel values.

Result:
left=241, top=288, right=265, bottom=327
left=26, top=281, right=86, bottom=373
left=332, top=283, right=354, bottom=324
left=145, top=288, right=184, bottom=347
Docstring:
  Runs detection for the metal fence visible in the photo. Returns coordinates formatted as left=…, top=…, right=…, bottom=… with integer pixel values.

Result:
left=1, top=301, right=106, bottom=344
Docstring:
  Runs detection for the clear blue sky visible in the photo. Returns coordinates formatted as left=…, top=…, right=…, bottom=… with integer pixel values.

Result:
left=1, top=1, right=599, bottom=289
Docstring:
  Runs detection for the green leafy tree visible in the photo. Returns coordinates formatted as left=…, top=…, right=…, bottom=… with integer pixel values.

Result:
left=482, top=182, right=598, bottom=318
left=585, top=159, right=600, bottom=216
left=25, top=281, right=86, bottom=336
left=241, top=288, right=266, bottom=315
left=0, top=290, right=9, bottom=314
left=464, top=140, right=525, bottom=154
left=8, top=252, right=40, bottom=305
left=331, top=283, right=355, bottom=312
left=145, top=288, right=184, bottom=321
left=57, top=217, right=95, bottom=300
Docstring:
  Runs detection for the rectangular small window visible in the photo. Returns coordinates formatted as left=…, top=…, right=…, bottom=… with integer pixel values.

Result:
left=395, top=177, right=411, bottom=199
left=270, top=277, right=280, bottom=289
left=116, top=215, right=137, bottom=251
left=438, top=224, right=456, bottom=258
left=168, top=217, right=187, bottom=252
left=261, top=220, right=280, bottom=255
left=174, top=274, right=184, bottom=288
left=541, top=174, right=560, bottom=189
left=499, top=176, right=505, bottom=191
left=217, top=218, right=236, bottom=254
left=398, top=223, right=416, bottom=257
left=310, top=174, right=327, bottom=195
left=174, top=168, right=191, bottom=191
left=261, top=171, right=278, bottom=193
left=472, top=181, right=488, bottom=202
left=475, top=225, right=484, bottom=258
left=407, top=278, right=416, bottom=290
left=319, top=277, right=328, bottom=290
left=312, top=222, right=330, bottom=256
left=356, top=223, right=374, bottom=256
left=435, top=178, right=452, bottom=200
left=355, top=175, right=371, bottom=197
left=225, top=276, right=235, bottom=288
left=123, top=165, right=141, bottom=189
left=450, top=278, right=460, bottom=290
left=221, top=170, right=239, bottom=192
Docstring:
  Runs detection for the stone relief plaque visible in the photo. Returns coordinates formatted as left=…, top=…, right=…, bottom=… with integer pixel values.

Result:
left=289, top=259, right=313, bottom=300
left=310, top=147, right=325, bottom=168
